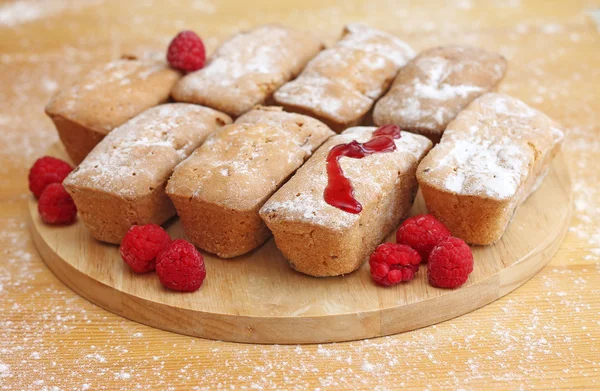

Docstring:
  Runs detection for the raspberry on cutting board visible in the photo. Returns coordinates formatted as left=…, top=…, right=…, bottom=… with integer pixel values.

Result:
left=167, top=30, right=206, bottom=72
left=37, top=183, right=77, bottom=225
left=369, top=243, right=422, bottom=286
left=28, top=156, right=73, bottom=199
left=156, top=239, right=206, bottom=292
left=396, top=214, right=451, bottom=261
left=120, top=224, right=172, bottom=273
left=427, top=237, right=474, bottom=289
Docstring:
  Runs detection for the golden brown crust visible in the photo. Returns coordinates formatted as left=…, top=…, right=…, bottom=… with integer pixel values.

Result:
left=45, top=56, right=181, bottom=164
left=64, top=104, right=231, bottom=243
left=171, top=25, right=323, bottom=117
left=274, top=24, right=414, bottom=133
left=166, top=106, right=335, bottom=258
left=373, top=45, right=507, bottom=142
left=416, top=93, right=564, bottom=245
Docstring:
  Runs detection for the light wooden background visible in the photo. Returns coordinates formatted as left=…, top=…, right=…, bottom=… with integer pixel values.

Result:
left=1, top=0, right=599, bottom=389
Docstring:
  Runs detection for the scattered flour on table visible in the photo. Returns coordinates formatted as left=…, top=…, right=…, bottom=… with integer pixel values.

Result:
left=0, top=0, right=104, bottom=27
left=1, top=0, right=599, bottom=389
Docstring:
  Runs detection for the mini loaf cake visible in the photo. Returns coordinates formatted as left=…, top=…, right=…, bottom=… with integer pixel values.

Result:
left=273, top=24, right=415, bottom=132
left=373, top=46, right=507, bottom=143
left=171, top=25, right=323, bottom=117
left=166, top=106, right=334, bottom=258
left=417, top=93, right=565, bottom=245
left=63, top=103, right=232, bottom=244
left=260, top=126, right=432, bottom=277
left=46, top=55, right=181, bottom=164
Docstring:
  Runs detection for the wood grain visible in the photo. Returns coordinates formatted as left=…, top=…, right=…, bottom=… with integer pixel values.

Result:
left=28, top=144, right=572, bottom=344
left=2, top=0, right=599, bottom=389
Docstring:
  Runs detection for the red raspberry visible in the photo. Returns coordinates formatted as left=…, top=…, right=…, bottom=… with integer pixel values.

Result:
left=396, top=214, right=451, bottom=262
left=37, top=183, right=77, bottom=225
left=156, top=239, right=206, bottom=292
left=167, top=30, right=206, bottom=72
left=369, top=243, right=422, bottom=286
left=427, top=237, right=474, bottom=289
left=120, top=224, right=172, bottom=273
left=29, top=156, right=73, bottom=199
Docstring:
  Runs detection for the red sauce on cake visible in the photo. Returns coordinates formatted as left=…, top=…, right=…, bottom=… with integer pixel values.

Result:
left=324, top=125, right=402, bottom=214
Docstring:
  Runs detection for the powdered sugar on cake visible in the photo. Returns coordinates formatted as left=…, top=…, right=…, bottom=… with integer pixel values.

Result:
left=339, top=24, right=416, bottom=67
left=65, top=104, right=225, bottom=197
left=274, top=75, right=372, bottom=123
left=55, top=57, right=169, bottom=125
left=420, top=93, right=565, bottom=199
left=261, top=127, right=432, bottom=229
left=374, top=46, right=507, bottom=134
left=173, top=25, right=322, bottom=115
left=167, top=109, right=333, bottom=210
left=275, top=24, right=414, bottom=125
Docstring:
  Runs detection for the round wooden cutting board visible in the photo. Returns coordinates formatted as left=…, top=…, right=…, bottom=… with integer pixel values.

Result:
left=29, top=145, right=572, bottom=344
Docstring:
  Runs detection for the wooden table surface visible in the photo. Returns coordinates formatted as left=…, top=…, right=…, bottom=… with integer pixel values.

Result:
left=1, top=0, right=599, bottom=389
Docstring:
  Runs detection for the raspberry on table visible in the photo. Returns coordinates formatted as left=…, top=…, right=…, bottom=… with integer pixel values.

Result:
left=37, top=183, right=77, bottom=225
left=396, top=214, right=451, bottom=262
left=29, top=156, right=73, bottom=199
left=156, top=239, right=206, bottom=292
left=167, top=30, right=206, bottom=72
left=120, top=224, right=172, bottom=273
left=427, top=237, right=474, bottom=289
left=369, top=243, right=422, bottom=286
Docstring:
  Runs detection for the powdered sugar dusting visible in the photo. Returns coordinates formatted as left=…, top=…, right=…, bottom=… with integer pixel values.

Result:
left=275, top=24, right=414, bottom=125
left=420, top=93, right=564, bottom=200
left=46, top=56, right=172, bottom=131
left=340, top=23, right=415, bottom=67
left=174, top=25, right=322, bottom=116
left=167, top=108, right=333, bottom=210
left=374, top=46, right=506, bottom=133
left=65, top=104, right=229, bottom=198
left=0, top=0, right=103, bottom=27
left=274, top=75, right=372, bottom=123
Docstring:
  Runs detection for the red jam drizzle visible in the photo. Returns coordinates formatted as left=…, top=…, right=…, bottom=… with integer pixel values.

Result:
left=324, top=125, right=402, bottom=214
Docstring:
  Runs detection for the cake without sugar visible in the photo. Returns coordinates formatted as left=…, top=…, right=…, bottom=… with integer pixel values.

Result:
left=166, top=106, right=335, bottom=258
left=46, top=54, right=181, bottom=164
left=171, top=25, right=323, bottom=117
left=63, top=103, right=232, bottom=244
left=373, top=46, right=507, bottom=143
left=273, top=24, right=415, bottom=132
left=416, top=93, right=565, bottom=245
left=260, top=126, right=432, bottom=277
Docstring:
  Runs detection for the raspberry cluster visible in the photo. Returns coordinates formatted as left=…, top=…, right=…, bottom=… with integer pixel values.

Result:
left=29, top=156, right=77, bottom=225
left=369, top=214, right=473, bottom=289
left=120, top=226, right=206, bottom=293
left=369, top=243, right=421, bottom=286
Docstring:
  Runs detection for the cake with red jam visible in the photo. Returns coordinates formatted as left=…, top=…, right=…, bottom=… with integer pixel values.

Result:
left=260, top=125, right=432, bottom=277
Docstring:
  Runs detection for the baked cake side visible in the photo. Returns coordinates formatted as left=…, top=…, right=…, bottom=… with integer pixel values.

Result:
left=166, top=106, right=334, bottom=258
left=416, top=93, right=565, bottom=245
left=171, top=25, right=323, bottom=117
left=273, top=24, right=415, bottom=132
left=63, top=103, right=232, bottom=243
left=260, top=127, right=432, bottom=277
left=373, top=45, right=507, bottom=143
left=45, top=55, right=181, bottom=164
